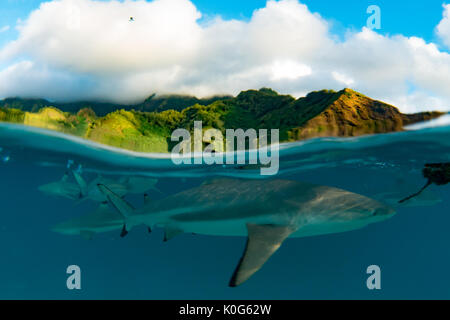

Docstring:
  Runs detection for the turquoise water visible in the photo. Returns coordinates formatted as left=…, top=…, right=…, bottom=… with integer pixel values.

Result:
left=0, top=120, right=449, bottom=299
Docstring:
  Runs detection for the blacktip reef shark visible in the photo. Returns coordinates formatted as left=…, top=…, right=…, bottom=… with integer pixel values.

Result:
left=52, top=178, right=396, bottom=287
left=38, top=171, right=82, bottom=201
left=39, top=171, right=159, bottom=203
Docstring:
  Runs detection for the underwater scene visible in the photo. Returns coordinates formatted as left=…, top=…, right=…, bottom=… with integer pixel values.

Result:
left=0, top=119, right=449, bottom=300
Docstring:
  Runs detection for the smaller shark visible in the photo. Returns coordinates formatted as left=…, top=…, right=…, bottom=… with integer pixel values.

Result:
left=52, top=203, right=123, bottom=240
left=53, top=179, right=396, bottom=286
left=39, top=171, right=159, bottom=203
left=38, top=172, right=82, bottom=201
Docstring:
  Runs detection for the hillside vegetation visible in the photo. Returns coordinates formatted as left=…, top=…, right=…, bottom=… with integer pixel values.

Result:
left=0, top=88, right=444, bottom=153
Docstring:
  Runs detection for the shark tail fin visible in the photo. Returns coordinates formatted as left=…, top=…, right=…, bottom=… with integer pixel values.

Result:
left=98, top=184, right=138, bottom=236
left=73, top=171, right=88, bottom=198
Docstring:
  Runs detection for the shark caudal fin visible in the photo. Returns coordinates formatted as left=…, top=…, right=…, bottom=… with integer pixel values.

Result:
left=229, top=224, right=297, bottom=287
left=97, top=184, right=137, bottom=236
left=73, top=171, right=88, bottom=198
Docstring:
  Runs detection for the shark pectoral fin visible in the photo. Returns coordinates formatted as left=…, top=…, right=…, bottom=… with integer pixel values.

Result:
left=229, top=224, right=297, bottom=287
left=164, top=226, right=183, bottom=242
left=80, top=230, right=95, bottom=240
left=73, top=171, right=88, bottom=197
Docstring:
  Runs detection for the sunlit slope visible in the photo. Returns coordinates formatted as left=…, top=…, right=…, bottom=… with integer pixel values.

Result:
left=287, top=88, right=443, bottom=140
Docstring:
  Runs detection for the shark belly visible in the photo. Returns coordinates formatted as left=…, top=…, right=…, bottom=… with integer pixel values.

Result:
left=166, top=217, right=371, bottom=238
left=291, top=220, right=371, bottom=238
left=151, top=201, right=296, bottom=237
left=171, top=219, right=262, bottom=237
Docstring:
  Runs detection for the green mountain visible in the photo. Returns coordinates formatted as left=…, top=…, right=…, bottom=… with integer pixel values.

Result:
left=0, top=88, right=444, bottom=153
left=0, top=94, right=230, bottom=116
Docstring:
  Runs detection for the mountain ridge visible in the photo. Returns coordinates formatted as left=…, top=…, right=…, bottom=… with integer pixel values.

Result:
left=0, top=94, right=231, bottom=116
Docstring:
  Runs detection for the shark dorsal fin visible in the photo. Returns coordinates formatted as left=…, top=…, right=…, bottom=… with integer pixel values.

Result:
left=229, top=224, right=297, bottom=287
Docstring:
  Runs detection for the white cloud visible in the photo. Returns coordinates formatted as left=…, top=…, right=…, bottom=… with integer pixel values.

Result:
left=437, top=4, right=450, bottom=48
left=0, top=0, right=450, bottom=112
left=271, top=61, right=312, bottom=81
left=1, top=0, right=202, bottom=73
left=332, top=71, right=354, bottom=87
left=0, top=25, right=10, bottom=33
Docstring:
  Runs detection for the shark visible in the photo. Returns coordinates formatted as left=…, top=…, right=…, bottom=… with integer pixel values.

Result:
left=38, top=171, right=83, bottom=201
left=52, top=203, right=124, bottom=240
left=39, top=171, right=159, bottom=203
left=52, top=178, right=396, bottom=287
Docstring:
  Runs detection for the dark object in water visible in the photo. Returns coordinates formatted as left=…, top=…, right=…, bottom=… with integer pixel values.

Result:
left=120, top=225, right=129, bottom=238
left=399, top=163, right=450, bottom=203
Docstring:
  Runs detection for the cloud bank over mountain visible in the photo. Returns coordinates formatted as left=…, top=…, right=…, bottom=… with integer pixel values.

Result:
left=1, top=0, right=450, bottom=113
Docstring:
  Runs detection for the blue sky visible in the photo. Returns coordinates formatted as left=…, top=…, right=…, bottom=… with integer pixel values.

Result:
left=0, top=0, right=447, bottom=46
left=195, top=0, right=446, bottom=41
